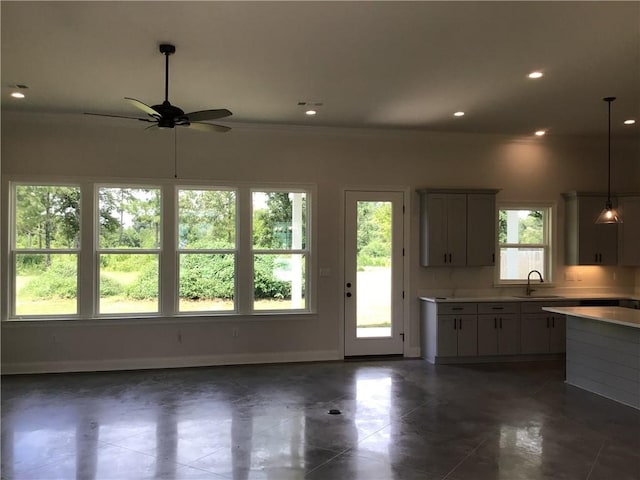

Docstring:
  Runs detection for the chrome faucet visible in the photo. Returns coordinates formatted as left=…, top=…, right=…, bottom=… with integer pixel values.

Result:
left=526, top=270, right=544, bottom=296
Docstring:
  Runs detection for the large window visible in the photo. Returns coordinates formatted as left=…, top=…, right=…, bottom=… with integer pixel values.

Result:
left=12, top=184, right=80, bottom=316
left=97, top=186, right=161, bottom=315
left=177, top=188, right=236, bottom=313
left=6, top=182, right=312, bottom=319
left=252, top=191, right=307, bottom=311
left=498, top=206, right=552, bottom=282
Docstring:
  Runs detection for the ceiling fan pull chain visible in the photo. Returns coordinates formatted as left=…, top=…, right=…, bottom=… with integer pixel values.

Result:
left=174, top=129, right=178, bottom=179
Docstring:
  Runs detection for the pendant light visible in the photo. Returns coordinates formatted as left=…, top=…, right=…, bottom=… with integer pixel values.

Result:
left=595, top=96, right=623, bottom=224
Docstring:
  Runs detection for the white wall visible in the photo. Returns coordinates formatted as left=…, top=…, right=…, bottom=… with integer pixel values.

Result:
left=2, top=112, right=638, bottom=373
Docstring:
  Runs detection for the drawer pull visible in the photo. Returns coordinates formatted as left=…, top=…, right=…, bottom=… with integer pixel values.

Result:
left=452, top=307, right=463, bottom=311
left=491, top=306, right=504, bottom=310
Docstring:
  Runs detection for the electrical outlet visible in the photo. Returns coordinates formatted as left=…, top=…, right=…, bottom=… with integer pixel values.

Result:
left=232, top=328, right=239, bottom=338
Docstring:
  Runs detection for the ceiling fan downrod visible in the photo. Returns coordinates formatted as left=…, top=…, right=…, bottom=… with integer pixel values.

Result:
left=159, top=44, right=175, bottom=104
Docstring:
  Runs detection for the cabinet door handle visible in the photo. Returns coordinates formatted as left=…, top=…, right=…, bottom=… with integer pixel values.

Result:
left=552, top=317, right=555, bottom=328
left=595, top=253, right=598, bottom=263
left=459, top=319, right=462, bottom=330
left=448, top=253, right=452, bottom=263
left=444, top=253, right=447, bottom=263
left=453, top=318, right=457, bottom=330
left=492, top=253, right=495, bottom=264
left=494, top=318, right=497, bottom=329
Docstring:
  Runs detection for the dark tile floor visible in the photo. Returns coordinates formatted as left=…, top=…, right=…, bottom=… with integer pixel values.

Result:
left=1, top=359, right=638, bottom=480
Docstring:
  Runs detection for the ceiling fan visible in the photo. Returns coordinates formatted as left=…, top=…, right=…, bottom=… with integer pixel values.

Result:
left=85, top=44, right=232, bottom=132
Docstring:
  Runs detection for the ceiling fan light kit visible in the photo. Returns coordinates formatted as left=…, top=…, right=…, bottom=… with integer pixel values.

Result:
left=85, top=44, right=232, bottom=133
left=595, top=96, right=623, bottom=224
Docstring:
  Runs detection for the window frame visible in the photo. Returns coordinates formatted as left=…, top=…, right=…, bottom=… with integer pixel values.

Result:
left=9, top=182, right=82, bottom=319
left=175, top=186, right=239, bottom=314
left=2, top=178, right=315, bottom=321
left=250, top=188, right=311, bottom=313
left=495, top=203, right=554, bottom=285
left=95, top=184, right=163, bottom=317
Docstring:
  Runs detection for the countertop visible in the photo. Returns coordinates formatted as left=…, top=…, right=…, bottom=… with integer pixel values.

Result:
left=542, top=306, right=640, bottom=329
left=419, top=293, right=639, bottom=303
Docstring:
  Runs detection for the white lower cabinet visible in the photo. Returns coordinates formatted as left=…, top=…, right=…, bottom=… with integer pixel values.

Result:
left=476, top=303, right=520, bottom=355
left=421, top=299, right=575, bottom=364
left=437, top=315, right=478, bottom=357
left=520, top=301, right=575, bottom=354
left=477, top=314, right=520, bottom=355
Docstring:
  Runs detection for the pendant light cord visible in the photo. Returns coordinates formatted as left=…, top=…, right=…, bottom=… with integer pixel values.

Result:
left=603, top=96, right=616, bottom=206
left=607, top=98, right=611, bottom=202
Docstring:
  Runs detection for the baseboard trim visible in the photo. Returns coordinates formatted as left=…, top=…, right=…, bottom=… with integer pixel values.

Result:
left=1, top=350, right=342, bottom=375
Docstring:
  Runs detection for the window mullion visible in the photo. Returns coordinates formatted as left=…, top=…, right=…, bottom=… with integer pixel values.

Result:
left=237, top=187, right=252, bottom=314
left=79, top=181, right=94, bottom=318
left=162, top=185, right=176, bottom=316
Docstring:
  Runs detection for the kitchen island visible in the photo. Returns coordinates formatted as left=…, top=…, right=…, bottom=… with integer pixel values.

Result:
left=542, top=306, right=640, bottom=410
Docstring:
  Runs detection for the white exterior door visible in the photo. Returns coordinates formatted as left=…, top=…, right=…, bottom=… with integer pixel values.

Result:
left=344, top=191, right=404, bottom=356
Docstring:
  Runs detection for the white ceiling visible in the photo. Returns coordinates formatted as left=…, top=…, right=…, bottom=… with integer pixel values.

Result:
left=1, top=1, right=639, bottom=137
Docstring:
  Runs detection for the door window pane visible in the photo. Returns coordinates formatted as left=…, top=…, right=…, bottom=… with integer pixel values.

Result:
left=356, top=201, right=392, bottom=338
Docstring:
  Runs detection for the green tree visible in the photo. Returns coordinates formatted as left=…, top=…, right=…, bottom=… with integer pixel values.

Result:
left=253, top=192, right=306, bottom=249
left=15, top=185, right=81, bottom=266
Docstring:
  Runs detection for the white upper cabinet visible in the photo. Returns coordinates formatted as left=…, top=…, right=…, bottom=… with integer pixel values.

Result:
left=563, top=192, right=618, bottom=265
left=618, top=195, right=640, bottom=266
left=467, top=193, right=497, bottom=266
left=419, top=189, right=498, bottom=267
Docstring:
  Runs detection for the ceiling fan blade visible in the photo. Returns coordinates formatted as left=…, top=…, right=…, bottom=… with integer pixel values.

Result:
left=84, top=112, right=155, bottom=122
left=186, top=109, right=233, bottom=122
left=125, top=97, right=162, bottom=118
left=187, top=122, right=231, bottom=133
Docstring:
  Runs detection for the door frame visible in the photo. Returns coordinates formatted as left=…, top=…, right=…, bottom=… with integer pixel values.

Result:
left=339, top=186, right=411, bottom=357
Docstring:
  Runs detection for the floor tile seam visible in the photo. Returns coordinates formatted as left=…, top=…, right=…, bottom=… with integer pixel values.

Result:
left=397, top=398, right=438, bottom=420
left=99, top=440, right=230, bottom=477
left=439, top=434, right=489, bottom=480
left=3, top=450, right=80, bottom=478
left=301, top=449, right=351, bottom=477
left=585, top=438, right=606, bottom=480
left=527, top=376, right=554, bottom=398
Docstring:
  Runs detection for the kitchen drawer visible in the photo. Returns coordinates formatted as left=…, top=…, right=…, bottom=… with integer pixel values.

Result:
left=520, top=300, right=578, bottom=314
left=478, top=302, right=519, bottom=314
left=437, top=303, right=477, bottom=315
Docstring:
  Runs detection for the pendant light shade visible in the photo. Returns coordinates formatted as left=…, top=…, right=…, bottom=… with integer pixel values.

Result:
left=595, top=97, right=623, bottom=224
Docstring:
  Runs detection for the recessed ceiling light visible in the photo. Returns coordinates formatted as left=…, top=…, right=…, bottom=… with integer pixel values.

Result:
left=453, top=111, right=465, bottom=117
left=528, top=71, right=543, bottom=79
left=11, top=92, right=25, bottom=99
left=535, top=130, right=546, bottom=136
left=623, top=119, right=636, bottom=125
left=305, top=110, right=317, bottom=116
